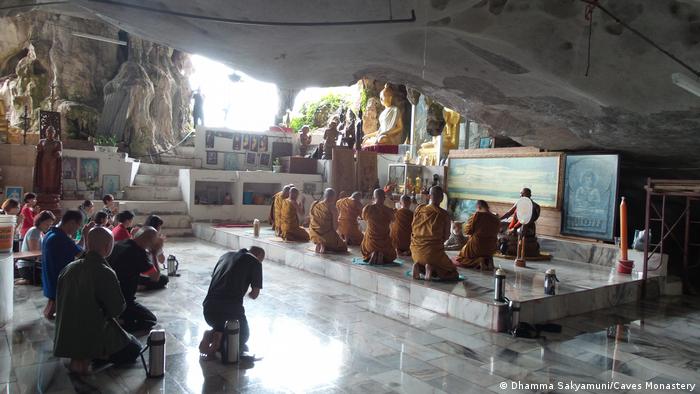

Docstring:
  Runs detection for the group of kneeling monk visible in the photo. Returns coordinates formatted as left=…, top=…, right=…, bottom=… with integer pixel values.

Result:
left=268, top=183, right=526, bottom=280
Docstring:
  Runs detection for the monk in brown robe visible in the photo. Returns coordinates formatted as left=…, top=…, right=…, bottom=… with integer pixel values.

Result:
left=390, top=194, right=413, bottom=256
left=456, top=200, right=499, bottom=270
left=336, top=192, right=364, bottom=245
left=280, top=187, right=309, bottom=242
left=361, top=189, right=396, bottom=264
left=309, top=188, right=347, bottom=253
left=269, top=184, right=293, bottom=236
left=410, top=186, right=459, bottom=280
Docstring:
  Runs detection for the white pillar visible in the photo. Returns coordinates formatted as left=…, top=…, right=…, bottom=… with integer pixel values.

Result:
left=0, top=253, right=13, bottom=326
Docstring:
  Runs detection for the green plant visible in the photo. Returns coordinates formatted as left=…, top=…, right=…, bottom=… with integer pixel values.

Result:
left=94, top=135, right=118, bottom=146
left=289, top=92, right=351, bottom=132
left=273, top=158, right=280, bottom=166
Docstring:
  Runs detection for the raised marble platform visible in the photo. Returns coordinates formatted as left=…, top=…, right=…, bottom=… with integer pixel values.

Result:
left=193, top=223, right=666, bottom=331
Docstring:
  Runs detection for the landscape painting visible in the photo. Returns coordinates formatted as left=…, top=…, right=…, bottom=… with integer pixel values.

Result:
left=447, top=155, right=561, bottom=208
left=561, top=154, right=619, bottom=241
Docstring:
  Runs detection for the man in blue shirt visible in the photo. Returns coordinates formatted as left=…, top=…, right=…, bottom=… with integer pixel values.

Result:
left=42, top=210, right=91, bottom=320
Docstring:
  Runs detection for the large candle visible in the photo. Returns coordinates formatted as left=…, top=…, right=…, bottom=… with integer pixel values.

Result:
left=620, top=197, right=628, bottom=261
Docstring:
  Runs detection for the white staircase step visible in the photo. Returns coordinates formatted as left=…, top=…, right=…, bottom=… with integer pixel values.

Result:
left=161, top=227, right=194, bottom=237
left=160, top=156, right=196, bottom=167
left=115, top=200, right=188, bottom=215
left=134, top=174, right=179, bottom=187
left=138, top=163, right=187, bottom=176
left=135, top=214, right=191, bottom=229
left=175, top=146, right=195, bottom=157
left=124, top=186, right=182, bottom=201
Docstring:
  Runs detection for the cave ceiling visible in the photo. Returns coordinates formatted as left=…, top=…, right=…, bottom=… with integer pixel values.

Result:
left=10, top=0, right=700, bottom=165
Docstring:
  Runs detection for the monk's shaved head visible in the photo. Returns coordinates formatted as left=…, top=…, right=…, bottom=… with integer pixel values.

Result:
left=373, top=188, right=385, bottom=203
left=401, top=194, right=412, bottom=207
left=86, top=227, right=114, bottom=257
left=289, top=187, right=300, bottom=200
left=351, top=192, right=362, bottom=200
left=282, top=184, right=293, bottom=197
left=323, top=188, right=336, bottom=200
left=429, top=186, right=444, bottom=205
left=134, top=226, right=158, bottom=250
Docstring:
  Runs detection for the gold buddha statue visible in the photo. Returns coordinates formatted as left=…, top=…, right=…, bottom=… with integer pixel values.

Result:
left=362, top=84, right=403, bottom=146
left=417, top=107, right=461, bottom=162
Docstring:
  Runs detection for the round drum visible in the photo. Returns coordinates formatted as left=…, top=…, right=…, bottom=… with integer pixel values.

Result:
left=515, top=197, right=534, bottom=225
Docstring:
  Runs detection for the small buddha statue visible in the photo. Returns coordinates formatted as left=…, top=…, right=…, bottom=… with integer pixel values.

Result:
left=362, top=84, right=404, bottom=146
left=418, top=107, right=460, bottom=160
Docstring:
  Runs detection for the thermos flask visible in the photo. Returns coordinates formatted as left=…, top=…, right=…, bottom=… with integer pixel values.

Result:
left=221, top=320, right=240, bottom=364
left=146, top=329, right=166, bottom=378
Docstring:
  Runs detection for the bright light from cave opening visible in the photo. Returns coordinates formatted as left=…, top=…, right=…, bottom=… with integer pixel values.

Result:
left=189, top=55, right=279, bottom=131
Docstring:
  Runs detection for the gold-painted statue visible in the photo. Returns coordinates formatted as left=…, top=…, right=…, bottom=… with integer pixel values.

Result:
left=417, top=107, right=461, bottom=162
left=362, top=84, right=403, bottom=146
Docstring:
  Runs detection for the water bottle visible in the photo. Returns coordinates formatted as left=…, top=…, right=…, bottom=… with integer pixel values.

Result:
left=221, top=320, right=240, bottom=364
left=146, top=329, right=166, bottom=378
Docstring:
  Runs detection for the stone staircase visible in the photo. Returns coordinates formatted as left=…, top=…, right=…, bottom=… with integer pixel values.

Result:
left=159, top=146, right=201, bottom=168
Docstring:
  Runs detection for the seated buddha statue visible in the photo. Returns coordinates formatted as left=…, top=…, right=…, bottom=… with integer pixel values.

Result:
left=418, top=108, right=460, bottom=160
left=362, top=84, right=403, bottom=147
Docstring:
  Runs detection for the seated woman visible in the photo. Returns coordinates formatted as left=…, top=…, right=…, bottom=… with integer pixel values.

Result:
left=76, top=200, right=95, bottom=241
left=112, top=210, right=135, bottom=242
left=15, top=210, right=56, bottom=285
left=93, top=211, right=110, bottom=228
left=455, top=200, right=500, bottom=270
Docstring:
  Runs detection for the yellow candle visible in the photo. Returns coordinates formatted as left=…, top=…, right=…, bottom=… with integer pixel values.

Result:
left=620, top=197, right=628, bottom=261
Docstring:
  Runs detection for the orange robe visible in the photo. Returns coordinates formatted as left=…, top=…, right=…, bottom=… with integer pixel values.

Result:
left=280, top=199, right=309, bottom=242
left=456, top=211, right=500, bottom=267
left=390, top=207, right=413, bottom=254
left=270, top=192, right=283, bottom=236
left=309, top=201, right=346, bottom=252
left=336, top=197, right=363, bottom=245
left=361, top=204, right=396, bottom=263
left=410, top=204, right=458, bottom=278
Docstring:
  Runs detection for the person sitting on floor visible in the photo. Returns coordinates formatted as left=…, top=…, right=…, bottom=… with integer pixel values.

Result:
left=361, top=189, right=396, bottom=264
left=101, top=194, right=118, bottom=225
left=199, top=246, right=264, bottom=358
left=144, top=215, right=166, bottom=269
left=108, top=227, right=166, bottom=332
left=112, top=210, right=135, bottom=242
left=19, top=193, right=37, bottom=239
left=15, top=210, right=55, bottom=285
left=76, top=199, right=95, bottom=240
left=336, top=191, right=364, bottom=246
left=309, top=188, right=347, bottom=254
left=455, top=200, right=499, bottom=270
left=93, top=211, right=110, bottom=228
left=42, top=210, right=91, bottom=319
left=280, top=187, right=310, bottom=242
left=269, top=184, right=293, bottom=236
left=54, top=227, right=142, bottom=375
left=410, top=186, right=459, bottom=281
left=390, top=194, right=413, bottom=256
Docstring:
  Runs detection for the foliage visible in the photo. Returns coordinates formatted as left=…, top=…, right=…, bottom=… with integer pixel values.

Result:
left=289, top=92, right=351, bottom=132
left=94, top=134, right=118, bottom=146
left=359, top=88, right=368, bottom=113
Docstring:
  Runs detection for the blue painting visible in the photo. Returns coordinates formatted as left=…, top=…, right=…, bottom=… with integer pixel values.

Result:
left=561, top=154, right=619, bottom=241
left=449, top=198, right=477, bottom=222
left=447, top=155, right=561, bottom=208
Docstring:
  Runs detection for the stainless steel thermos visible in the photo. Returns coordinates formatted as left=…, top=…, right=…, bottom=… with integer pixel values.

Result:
left=544, top=268, right=559, bottom=295
left=494, top=268, right=506, bottom=302
left=167, top=255, right=179, bottom=276
left=221, top=320, right=240, bottom=364
left=146, top=329, right=166, bottom=378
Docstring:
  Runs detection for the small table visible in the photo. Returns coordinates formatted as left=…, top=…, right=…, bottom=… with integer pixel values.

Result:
left=13, top=251, right=42, bottom=285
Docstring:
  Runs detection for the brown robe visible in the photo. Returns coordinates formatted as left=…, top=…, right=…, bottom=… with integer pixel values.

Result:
left=456, top=211, right=500, bottom=268
left=361, top=203, right=396, bottom=263
left=309, top=200, right=346, bottom=252
left=410, top=204, right=458, bottom=278
left=280, top=199, right=309, bottom=242
left=390, top=208, right=413, bottom=254
left=336, top=197, right=363, bottom=245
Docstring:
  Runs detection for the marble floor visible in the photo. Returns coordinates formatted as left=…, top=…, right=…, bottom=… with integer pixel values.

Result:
left=2, top=238, right=700, bottom=394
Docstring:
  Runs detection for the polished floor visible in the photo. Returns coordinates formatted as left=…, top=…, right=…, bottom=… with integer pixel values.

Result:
left=1, top=238, right=700, bottom=393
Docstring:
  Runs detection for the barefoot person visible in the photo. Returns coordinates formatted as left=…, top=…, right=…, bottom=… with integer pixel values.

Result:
left=269, top=184, right=293, bottom=236
left=390, top=194, right=413, bottom=256
left=309, top=188, right=347, bottom=254
left=200, top=246, right=264, bottom=357
left=279, top=188, right=310, bottom=242
left=456, top=200, right=500, bottom=270
left=54, top=227, right=142, bottom=375
left=410, top=186, right=459, bottom=280
left=336, top=192, right=364, bottom=246
left=361, top=189, right=396, bottom=264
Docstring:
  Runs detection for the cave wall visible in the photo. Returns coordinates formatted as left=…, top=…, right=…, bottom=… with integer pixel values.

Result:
left=0, top=11, right=192, bottom=157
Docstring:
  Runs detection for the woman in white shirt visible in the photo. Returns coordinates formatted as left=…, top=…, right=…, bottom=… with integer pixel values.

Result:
left=15, top=210, right=56, bottom=285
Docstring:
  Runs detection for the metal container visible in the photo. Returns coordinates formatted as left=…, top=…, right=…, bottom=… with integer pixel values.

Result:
left=494, top=268, right=506, bottom=302
left=253, top=219, right=261, bottom=237
left=221, top=320, right=240, bottom=364
left=544, top=268, right=559, bottom=295
left=509, top=300, right=521, bottom=335
left=147, top=329, right=166, bottom=378
left=167, top=255, right=179, bottom=276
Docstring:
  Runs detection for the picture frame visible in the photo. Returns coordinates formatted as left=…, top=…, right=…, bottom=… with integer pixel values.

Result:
left=249, top=135, right=259, bottom=152
left=4, top=186, right=22, bottom=201
left=242, top=134, right=250, bottom=150
left=102, top=174, right=120, bottom=196
left=479, top=137, right=494, bottom=149
left=224, top=153, right=238, bottom=170
left=63, top=179, right=78, bottom=192
left=259, top=135, right=269, bottom=153
left=561, top=154, right=619, bottom=241
left=259, top=153, right=270, bottom=167
left=206, top=151, right=218, bottom=165
left=79, top=158, right=100, bottom=184
left=246, top=152, right=257, bottom=165
left=232, top=133, right=241, bottom=151
left=62, top=157, right=78, bottom=179
left=205, top=130, right=215, bottom=148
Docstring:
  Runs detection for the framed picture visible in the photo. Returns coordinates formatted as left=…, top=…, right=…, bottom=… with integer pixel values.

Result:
left=246, top=152, right=257, bottom=165
left=79, top=158, right=100, bottom=184
left=242, top=134, right=250, bottom=150
left=479, top=137, right=494, bottom=149
left=62, top=157, right=78, bottom=179
left=102, top=175, right=120, bottom=196
left=249, top=135, right=259, bottom=152
left=224, top=153, right=238, bottom=170
left=561, top=154, right=619, bottom=241
left=206, top=151, right=218, bottom=165
left=259, top=153, right=270, bottom=167
left=63, top=179, right=78, bottom=192
left=214, top=131, right=232, bottom=139
left=4, top=186, right=22, bottom=201
left=259, top=136, right=269, bottom=153
left=232, top=133, right=242, bottom=151
left=205, top=130, right=215, bottom=148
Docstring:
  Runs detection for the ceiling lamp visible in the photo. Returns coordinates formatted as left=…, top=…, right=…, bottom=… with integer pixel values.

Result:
left=671, top=73, right=700, bottom=98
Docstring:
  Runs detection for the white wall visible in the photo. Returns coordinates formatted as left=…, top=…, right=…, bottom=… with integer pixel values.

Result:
left=63, top=149, right=140, bottom=195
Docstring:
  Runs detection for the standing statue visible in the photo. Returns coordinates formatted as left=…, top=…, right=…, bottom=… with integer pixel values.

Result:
left=298, top=125, right=312, bottom=157
left=340, top=109, right=356, bottom=148
left=354, top=109, right=364, bottom=150
left=34, top=126, right=62, bottom=211
left=362, top=84, right=404, bottom=146
left=322, top=118, right=339, bottom=160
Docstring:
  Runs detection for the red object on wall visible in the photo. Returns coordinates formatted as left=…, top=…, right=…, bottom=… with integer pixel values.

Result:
left=362, top=145, right=399, bottom=154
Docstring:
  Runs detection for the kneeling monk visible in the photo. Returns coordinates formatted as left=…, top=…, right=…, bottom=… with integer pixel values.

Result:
left=361, top=189, right=396, bottom=264
left=390, top=194, right=413, bottom=256
left=410, top=186, right=459, bottom=280
left=270, top=184, right=293, bottom=236
left=280, top=188, right=309, bottom=242
left=309, top=188, right=347, bottom=253
left=336, top=192, right=364, bottom=245
left=456, top=200, right=499, bottom=270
